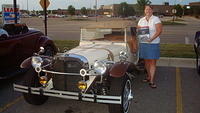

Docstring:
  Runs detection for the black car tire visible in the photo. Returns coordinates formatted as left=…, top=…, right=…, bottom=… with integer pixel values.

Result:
left=23, top=68, right=48, bottom=105
left=108, top=75, right=133, bottom=113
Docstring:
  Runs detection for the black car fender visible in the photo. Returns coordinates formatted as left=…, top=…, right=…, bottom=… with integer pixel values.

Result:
left=20, top=57, right=32, bottom=69
left=35, top=36, right=58, bottom=55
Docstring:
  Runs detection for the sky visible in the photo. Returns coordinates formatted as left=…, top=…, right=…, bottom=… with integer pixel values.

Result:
left=0, top=0, right=200, bottom=11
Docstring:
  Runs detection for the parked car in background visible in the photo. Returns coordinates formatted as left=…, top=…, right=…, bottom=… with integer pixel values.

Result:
left=82, top=15, right=88, bottom=18
left=194, top=31, right=200, bottom=75
left=0, top=24, right=57, bottom=79
left=20, top=13, right=31, bottom=18
left=14, top=25, right=140, bottom=113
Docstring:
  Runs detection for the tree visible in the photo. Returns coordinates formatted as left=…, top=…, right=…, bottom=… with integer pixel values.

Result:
left=127, top=6, right=135, bottom=16
left=81, top=7, right=87, bottom=15
left=118, top=2, right=135, bottom=17
left=190, top=6, right=200, bottom=18
left=68, top=5, right=75, bottom=16
left=136, top=0, right=151, bottom=14
left=174, top=4, right=183, bottom=17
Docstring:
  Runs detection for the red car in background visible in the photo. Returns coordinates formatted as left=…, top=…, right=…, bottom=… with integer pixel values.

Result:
left=0, top=24, right=58, bottom=79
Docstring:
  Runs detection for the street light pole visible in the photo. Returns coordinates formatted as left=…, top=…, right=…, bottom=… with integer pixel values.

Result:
left=95, top=0, right=97, bottom=22
left=27, top=0, right=29, bottom=14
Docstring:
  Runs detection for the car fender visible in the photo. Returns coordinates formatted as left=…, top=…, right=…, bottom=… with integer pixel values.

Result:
left=20, top=57, right=32, bottom=68
left=35, top=36, right=58, bottom=54
left=109, top=61, right=136, bottom=78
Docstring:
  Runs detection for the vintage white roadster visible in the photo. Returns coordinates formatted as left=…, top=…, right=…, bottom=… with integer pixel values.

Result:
left=14, top=26, right=140, bottom=113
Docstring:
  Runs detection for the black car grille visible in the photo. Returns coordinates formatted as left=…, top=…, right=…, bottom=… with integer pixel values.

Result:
left=52, top=56, right=87, bottom=92
left=64, top=61, right=82, bottom=73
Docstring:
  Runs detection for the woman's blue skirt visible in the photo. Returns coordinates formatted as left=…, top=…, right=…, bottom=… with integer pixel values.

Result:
left=139, top=43, right=160, bottom=59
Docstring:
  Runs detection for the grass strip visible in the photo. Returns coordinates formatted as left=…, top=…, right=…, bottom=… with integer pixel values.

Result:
left=160, top=44, right=195, bottom=58
left=54, top=40, right=195, bottom=58
left=162, top=21, right=186, bottom=25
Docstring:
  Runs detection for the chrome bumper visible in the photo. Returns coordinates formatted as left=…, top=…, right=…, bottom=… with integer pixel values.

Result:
left=13, top=84, right=121, bottom=104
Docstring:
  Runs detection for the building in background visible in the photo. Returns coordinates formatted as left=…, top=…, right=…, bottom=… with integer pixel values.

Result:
left=99, top=2, right=174, bottom=17
left=18, top=2, right=199, bottom=17
left=189, top=2, right=200, bottom=6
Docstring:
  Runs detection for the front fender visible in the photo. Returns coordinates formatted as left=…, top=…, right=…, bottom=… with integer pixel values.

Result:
left=36, top=36, right=58, bottom=54
left=109, top=61, right=135, bottom=78
left=20, top=57, right=32, bottom=68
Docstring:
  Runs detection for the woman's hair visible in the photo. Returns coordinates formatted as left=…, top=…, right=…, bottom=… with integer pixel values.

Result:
left=145, top=5, right=153, bottom=10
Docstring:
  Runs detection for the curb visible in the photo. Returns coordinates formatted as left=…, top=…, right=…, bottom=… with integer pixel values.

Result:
left=157, top=57, right=196, bottom=68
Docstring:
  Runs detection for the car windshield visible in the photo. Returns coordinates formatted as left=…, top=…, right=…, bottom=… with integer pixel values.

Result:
left=81, top=28, right=125, bottom=42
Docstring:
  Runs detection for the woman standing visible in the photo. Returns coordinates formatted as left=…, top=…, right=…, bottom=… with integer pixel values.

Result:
left=137, top=5, right=162, bottom=88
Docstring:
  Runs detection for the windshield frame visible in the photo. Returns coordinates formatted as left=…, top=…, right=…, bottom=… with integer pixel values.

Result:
left=80, top=28, right=126, bottom=43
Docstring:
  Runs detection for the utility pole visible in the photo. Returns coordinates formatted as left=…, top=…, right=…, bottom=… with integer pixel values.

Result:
left=13, top=0, right=17, bottom=24
left=44, top=0, right=47, bottom=36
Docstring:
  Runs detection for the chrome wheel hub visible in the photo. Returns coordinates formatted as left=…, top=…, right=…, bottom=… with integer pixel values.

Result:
left=123, top=79, right=133, bottom=113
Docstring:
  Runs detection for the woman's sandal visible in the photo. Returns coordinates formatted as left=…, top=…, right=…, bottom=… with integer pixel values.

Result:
left=142, top=78, right=150, bottom=83
left=149, top=83, right=157, bottom=88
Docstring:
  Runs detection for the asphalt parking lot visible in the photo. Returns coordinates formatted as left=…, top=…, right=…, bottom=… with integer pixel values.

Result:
left=20, top=16, right=200, bottom=44
left=1, top=66, right=200, bottom=113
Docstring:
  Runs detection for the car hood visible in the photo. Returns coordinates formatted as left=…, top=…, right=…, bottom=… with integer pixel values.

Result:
left=67, top=43, right=126, bottom=64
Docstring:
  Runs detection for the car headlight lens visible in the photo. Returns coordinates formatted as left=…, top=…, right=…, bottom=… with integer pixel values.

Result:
left=31, top=56, right=43, bottom=68
left=93, top=61, right=107, bottom=75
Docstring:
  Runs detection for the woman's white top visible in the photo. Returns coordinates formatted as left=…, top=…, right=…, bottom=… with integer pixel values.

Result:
left=138, top=15, right=161, bottom=44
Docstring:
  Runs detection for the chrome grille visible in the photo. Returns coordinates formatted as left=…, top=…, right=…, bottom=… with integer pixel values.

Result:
left=52, top=54, right=88, bottom=91
left=64, top=61, right=82, bottom=73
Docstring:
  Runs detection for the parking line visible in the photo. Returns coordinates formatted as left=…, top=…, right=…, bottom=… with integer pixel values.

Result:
left=0, top=96, right=23, bottom=112
left=176, top=67, right=183, bottom=113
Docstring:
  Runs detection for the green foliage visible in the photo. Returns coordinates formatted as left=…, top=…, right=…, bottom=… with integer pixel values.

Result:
left=68, top=5, right=76, bottom=16
left=190, top=6, right=200, bottom=18
left=160, top=44, right=195, bottom=58
left=118, top=2, right=135, bottom=17
left=174, top=4, right=183, bottom=17
left=38, top=10, right=44, bottom=15
left=127, top=6, right=135, bottom=16
left=81, top=7, right=87, bottom=15
left=161, top=21, right=186, bottom=25
left=54, top=40, right=79, bottom=52
left=136, top=0, right=151, bottom=15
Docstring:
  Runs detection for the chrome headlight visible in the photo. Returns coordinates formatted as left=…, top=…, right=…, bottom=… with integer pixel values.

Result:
left=32, top=56, right=43, bottom=72
left=93, top=61, right=107, bottom=75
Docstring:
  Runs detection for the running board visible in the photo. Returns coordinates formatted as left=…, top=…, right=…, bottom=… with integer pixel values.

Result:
left=14, top=84, right=121, bottom=104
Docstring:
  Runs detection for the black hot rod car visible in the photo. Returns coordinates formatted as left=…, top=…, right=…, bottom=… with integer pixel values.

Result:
left=0, top=24, right=57, bottom=79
